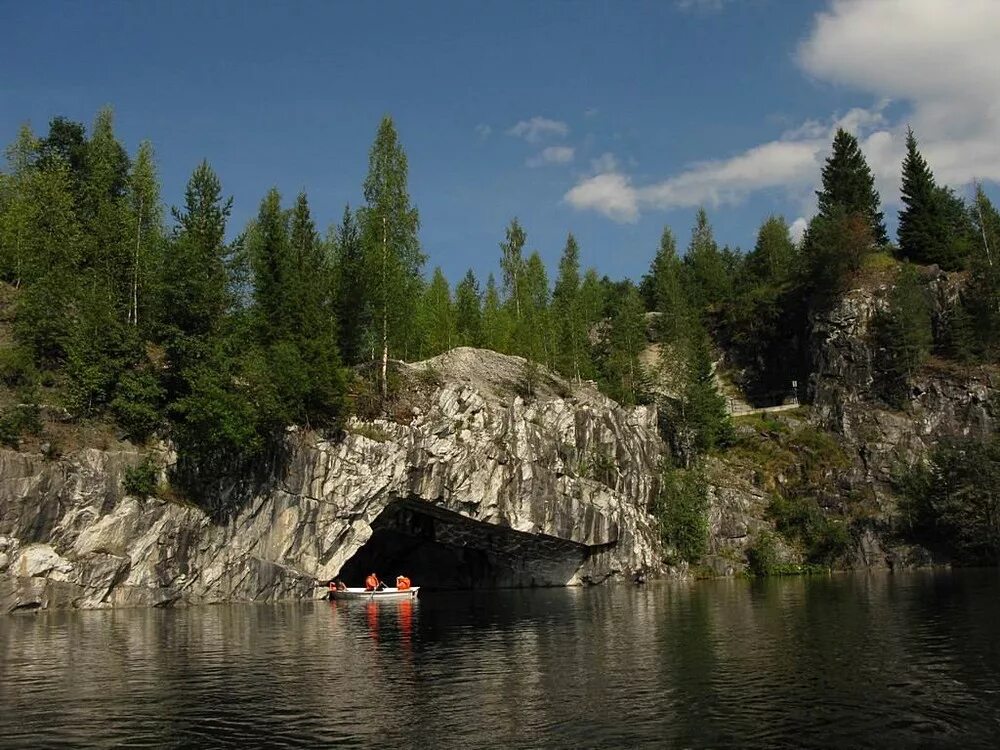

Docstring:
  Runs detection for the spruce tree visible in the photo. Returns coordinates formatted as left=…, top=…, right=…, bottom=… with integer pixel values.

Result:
left=648, top=226, right=689, bottom=342
left=248, top=188, right=290, bottom=344
left=680, top=323, right=732, bottom=458
left=816, top=128, right=887, bottom=245
left=683, top=208, right=732, bottom=312
left=332, top=204, right=366, bottom=365
left=454, top=269, right=482, bottom=347
left=359, top=116, right=422, bottom=397
left=602, top=283, right=646, bottom=405
left=579, top=268, right=606, bottom=333
left=552, top=233, right=589, bottom=380
left=424, top=267, right=454, bottom=355
left=520, top=251, right=552, bottom=365
left=898, top=127, right=956, bottom=267
left=480, top=273, right=510, bottom=353
left=746, top=215, right=796, bottom=285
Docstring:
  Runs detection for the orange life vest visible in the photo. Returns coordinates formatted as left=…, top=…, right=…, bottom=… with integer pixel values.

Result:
left=365, top=574, right=379, bottom=591
left=396, top=576, right=411, bottom=590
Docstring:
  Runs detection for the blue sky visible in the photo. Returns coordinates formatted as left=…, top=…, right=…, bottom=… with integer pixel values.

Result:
left=2, top=0, right=998, bottom=284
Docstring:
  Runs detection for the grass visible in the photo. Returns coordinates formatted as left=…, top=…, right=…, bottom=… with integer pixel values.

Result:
left=346, top=422, right=390, bottom=443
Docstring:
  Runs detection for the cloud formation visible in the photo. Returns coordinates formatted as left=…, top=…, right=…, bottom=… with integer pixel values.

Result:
left=567, top=0, right=1000, bottom=223
left=527, top=145, right=575, bottom=168
left=507, top=116, right=569, bottom=143
left=475, top=123, right=492, bottom=139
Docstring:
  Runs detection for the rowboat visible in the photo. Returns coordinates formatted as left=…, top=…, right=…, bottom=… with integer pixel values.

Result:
left=330, top=586, right=420, bottom=600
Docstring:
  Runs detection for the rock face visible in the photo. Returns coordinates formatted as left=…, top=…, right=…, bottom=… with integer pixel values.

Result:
left=0, top=348, right=664, bottom=612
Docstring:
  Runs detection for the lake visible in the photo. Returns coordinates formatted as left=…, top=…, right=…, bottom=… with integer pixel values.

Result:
left=2, top=570, right=999, bottom=748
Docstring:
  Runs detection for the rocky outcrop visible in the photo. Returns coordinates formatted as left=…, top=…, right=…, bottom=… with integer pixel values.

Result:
left=0, top=348, right=664, bottom=612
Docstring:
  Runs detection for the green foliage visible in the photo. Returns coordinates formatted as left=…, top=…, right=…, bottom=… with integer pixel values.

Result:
left=964, top=186, right=1000, bottom=362
left=683, top=208, right=733, bottom=313
left=111, top=369, right=163, bottom=442
left=801, top=207, right=874, bottom=304
left=899, top=436, right=1000, bottom=565
left=123, top=456, right=159, bottom=497
left=346, top=422, right=390, bottom=443
left=646, top=226, right=690, bottom=343
left=500, top=218, right=527, bottom=322
left=675, top=325, right=733, bottom=460
left=655, top=465, right=709, bottom=564
left=0, top=344, right=37, bottom=388
left=816, top=128, right=887, bottom=245
left=599, top=282, right=647, bottom=405
left=745, top=531, right=779, bottom=577
left=480, top=273, right=511, bottom=353
left=552, top=233, right=592, bottom=381
left=454, top=269, right=482, bottom=347
left=423, top=266, right=455, bottom=355
left=332, top=205, right=367, bottom=365
left=873, top=263, right=932, bottom=408
left=767, top=493, right=851, bottom=568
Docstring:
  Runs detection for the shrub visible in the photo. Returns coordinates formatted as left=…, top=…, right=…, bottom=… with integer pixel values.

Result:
left=0, top=344, right=37, bottom=388
left=123, top=456, right=159, bottom=497
left=0, top=402, right=41, bottom=448
left=111, top=370, right=164, bottom=442
left=746, top=531, right=779, bottom=576
left=655, top=465, right=709, bottom=564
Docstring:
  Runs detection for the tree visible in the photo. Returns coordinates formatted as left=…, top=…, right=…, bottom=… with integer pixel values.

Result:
left=579, top=268, right=606, bottom=332
left=601, top=283, right=646, bottom=405
left=332, top=204, right=366, bottom=365
left=678, top=324, right=732, bottom=459
left=683, top=208, right=732, bottom=312
left=481, top=273, right=510, bottom=353
left=248, top=188, right=290, bottom=344
left=655, top=465, right=709, bottom=563
left=648, top=226, right=690, bottom=343
left=126, top=141, right=163, bottom=329
left=359, top=116, right=422, bottom=398
left=454, top=269, right=482, bottom=347
left=423, top=266, right=454, bottom=355
left=746, top=215, right=796, bottom=285
left=964, top=185, right=1000, bottom=360
left=161, top=161, right=233, bottom=390
left=519, top=251, right=552, bottom=365
left=874, top=262, right=932, bottom=407
left=816, top=128, right=887, bottom=245
left=499, top=218, right=526, bottom=320
left=552, top=233, right=590, bottom=380
left=0, top=124, right=40, bottom=285
left=898, top=127, right=963, bottom=268
left=800, top=207, right=873, bottom=304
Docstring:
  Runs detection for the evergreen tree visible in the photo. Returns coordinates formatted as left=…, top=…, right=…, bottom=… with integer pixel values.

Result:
left=816, top=128, right=887, bottom=244
left=481, top=273, right=510, bottom=353
left=248, top=188, right=290, bottom=344
left=683, top=208, right=732, bottom=312
left=519, top=251, right=552, bottom=365
left=161, top=161, right=233, bottom=389
left=332, top=204, right=366, bottom=364
left=746, top=215, right=796, bottom=285
left=454, top=269, right=482, bottom=347
left=679, top=324, right=732, bottom=459
left=601, top=283, right=646, bottom=405
left=966, top=185, right=1000, bottom=360
left=359, top=116, right=422, bottom=397
left=800, top=207, right=873, bottom=304
left=579, top=268, right=606, bottom=332
left=874, top=262, right=932, bottom=407
left=552, top=233, right=590, bottom=380
left=648, top=226, right=689, bottom=342
left=897, top=127, right=961, bottom=268
left=424, top=266, right=454, bottom=355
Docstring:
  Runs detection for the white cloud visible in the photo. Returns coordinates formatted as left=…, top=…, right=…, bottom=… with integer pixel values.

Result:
left=568, top=0, right=1000, bottom=223
left=674, top=0, right=732, bottom=13
left=590, top=152, right=619, bottom=173
left=564, top=173, right=639, bottom=223
left=527, top=145, right=575, bottom=168
left=507, top=116, right=569, bottom=143
left=475, top=123, right=492, bottom=139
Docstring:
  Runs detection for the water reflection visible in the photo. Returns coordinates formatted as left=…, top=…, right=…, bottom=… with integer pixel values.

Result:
left=2, top=571, right=1000, bottom=748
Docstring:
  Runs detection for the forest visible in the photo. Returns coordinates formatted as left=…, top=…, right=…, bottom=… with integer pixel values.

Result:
left=0, top=109, right=998, bottom=560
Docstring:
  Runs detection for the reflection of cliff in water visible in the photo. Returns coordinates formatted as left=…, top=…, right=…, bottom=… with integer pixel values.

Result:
left=337, top=499, right=593, bottom=590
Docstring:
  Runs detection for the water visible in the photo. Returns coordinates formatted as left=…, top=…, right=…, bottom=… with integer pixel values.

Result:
left=2, top=570, right=1000, bottom=749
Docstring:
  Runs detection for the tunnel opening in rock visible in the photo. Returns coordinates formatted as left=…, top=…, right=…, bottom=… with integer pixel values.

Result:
left=337, top=499, right=593, bottom=590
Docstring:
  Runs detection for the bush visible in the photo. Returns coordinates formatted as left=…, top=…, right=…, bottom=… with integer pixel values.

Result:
left=123, top=456, right=159, bottom=497
left=0, top=344, right=37, bottom=388
left=0, top=402, right=41, bottom=448
left=111, top=370, right=164, bottom=442
left=768, top=493, right=851, bottom=567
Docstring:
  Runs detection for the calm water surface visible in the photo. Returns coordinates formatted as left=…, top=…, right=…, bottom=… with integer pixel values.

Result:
left=2, top=570, right=1000, bottom=748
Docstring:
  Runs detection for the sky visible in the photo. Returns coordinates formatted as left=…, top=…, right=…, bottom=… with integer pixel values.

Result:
left=2, top=0, right=999, bottom=284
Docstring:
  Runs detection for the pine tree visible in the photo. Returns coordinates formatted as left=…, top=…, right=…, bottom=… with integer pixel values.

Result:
left=746, top=215, right=796, bottom=285
left=817, top=128, right=887, bottom=245
left=359, top=116, right=423, bottom=397
left=424, top=267, right=454, bottom=355
left=680, top=324, right=732, bottom=459
left=454, top=269, right=482, bottom=347
left=683, top=208, right=732, bottom=312
left=552, top=233, right=590, bottom=380
left=801, top=207, right=873, bottom=303
left=648, top=226, right=689, bottom=342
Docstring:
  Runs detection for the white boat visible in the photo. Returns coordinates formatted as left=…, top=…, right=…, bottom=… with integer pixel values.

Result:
left=330, top=586, right=420, bottom=601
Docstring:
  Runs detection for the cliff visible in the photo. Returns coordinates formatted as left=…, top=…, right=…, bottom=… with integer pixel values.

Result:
left=0, top=348, right=663, bottom=612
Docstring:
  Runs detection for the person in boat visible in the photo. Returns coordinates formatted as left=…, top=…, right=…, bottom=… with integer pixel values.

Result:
left=365, top=572, right=384, bottom=591
left=327, top=579, right=348, bottom=597
left=396, top=575, right=412, bottom=591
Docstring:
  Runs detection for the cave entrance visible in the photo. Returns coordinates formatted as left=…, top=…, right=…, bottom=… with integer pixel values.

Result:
left=338, top=499, right=591, bottom=590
